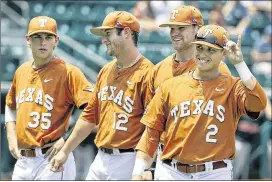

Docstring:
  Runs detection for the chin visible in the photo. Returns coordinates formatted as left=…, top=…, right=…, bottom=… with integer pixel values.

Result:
left=35, top=54, right=48, bottom=59
left=198, top=66, right=213, bottom=72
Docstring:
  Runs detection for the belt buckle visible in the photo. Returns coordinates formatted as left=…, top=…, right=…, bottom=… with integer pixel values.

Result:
left=171, top=159, right=178, bottom=170
left=112, top=148, right=120, bottom=155
left=204, top=161, right=213, bottom=172
left=187, top=164, right=198, bottom=173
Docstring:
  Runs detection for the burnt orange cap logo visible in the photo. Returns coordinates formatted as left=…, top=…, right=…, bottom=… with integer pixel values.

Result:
left=90, top=11, right=140, bottom=36
left=192, top=24, right=230, bottom=49
left=160, top=5, right=203, bottom=27
left=27, top=16, right=57, bottom=36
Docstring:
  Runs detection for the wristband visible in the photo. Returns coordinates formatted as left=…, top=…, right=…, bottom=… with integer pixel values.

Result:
left=5, top=105, right=16, bottom=123
left=234, top=61, right=256, bottom=90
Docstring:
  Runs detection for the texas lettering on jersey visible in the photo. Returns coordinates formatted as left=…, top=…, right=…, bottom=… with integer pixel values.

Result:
left=170, top=99, right=225, bottom=123
left=6, top=58, right=93, bottom=148
left=98, top=86, right=133, bottom=114
left=16, top=88, right=54, bottom=111
left=80, top=57, right=154, bottom=149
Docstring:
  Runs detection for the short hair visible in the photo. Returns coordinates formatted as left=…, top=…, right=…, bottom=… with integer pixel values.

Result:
left=116, top=28, right=139, bottom=47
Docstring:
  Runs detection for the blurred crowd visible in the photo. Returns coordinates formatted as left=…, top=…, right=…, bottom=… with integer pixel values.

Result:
left=1, top=1, right=271, bottom=180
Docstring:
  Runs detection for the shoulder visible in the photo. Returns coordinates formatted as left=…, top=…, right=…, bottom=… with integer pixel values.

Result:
left=55, top=58, right=84, bottom=75
left=160, top=73, right=190, bottom=90
left=99, top=59, right=116, bottom=73
left=139, top=56, right=154, bottom=69
left=153, top=54, right=173, bottom=70
left=16, top=60, right=32, bottom=72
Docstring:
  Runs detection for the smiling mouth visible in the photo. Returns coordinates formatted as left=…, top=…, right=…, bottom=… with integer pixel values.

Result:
left=197, top=58, right=211, bottom=64
left=172, top=38, right=182, bottom=42
left=39, top=48, right=47, bottom=51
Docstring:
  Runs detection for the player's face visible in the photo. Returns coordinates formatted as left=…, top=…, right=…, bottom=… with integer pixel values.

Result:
left=102, top=29, right=124, bottom=56
left=195, top=44, right=224, bottom=71
left=169, top=25, right=198, bottom=51
left=27, top=33, right=58, bottom=60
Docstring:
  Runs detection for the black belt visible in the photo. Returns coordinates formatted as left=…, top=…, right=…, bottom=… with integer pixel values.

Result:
left=100, top=147, right=135, bottom=154
left=163, top=159, right=227, bottom=173
left=20, top=147, right=50, bottom=157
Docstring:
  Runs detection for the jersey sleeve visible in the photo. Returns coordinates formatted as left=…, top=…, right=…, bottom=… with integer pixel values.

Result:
left=147, top=68, right=156, bottom=99
left=140, top=84, right=168, bottom=131
left=135, top=127, right=160, bottom=158
left=233, top=80, right=267, bottom=119
left=79, top=87, right=98, bottom=124
left=6, top=73, right=17, bottom=110
left=141, top=64, right=154, bottom=108
left=219, top=61, right=231, bottom=75
left=79, top=67, right=106, bottom=124
left=67, top=67, right=94, bottom=109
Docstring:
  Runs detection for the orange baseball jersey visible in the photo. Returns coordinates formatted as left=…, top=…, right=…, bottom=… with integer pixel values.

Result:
left=148, top=53, right=231, bottom=143
left=6, top=58, right=94, bottom=149
left=138, top=72, right=267, bottom=164
left=80, top=57, right=154, bottom=149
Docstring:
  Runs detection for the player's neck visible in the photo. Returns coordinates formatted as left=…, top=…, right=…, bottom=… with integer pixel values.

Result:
left=193, top=68, right=220, bottom=81
left=175, top=47, right=195, bottom=62
left=32, top=55, right=55, bottom=69
left=116, top=47, right=141, bottom=70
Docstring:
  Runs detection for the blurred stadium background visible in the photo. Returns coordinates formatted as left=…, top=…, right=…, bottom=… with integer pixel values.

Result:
left=1, top=0, right=271, bottom=180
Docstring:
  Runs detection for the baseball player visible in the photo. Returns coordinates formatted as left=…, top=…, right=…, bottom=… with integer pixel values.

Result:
left=144, top=5, right=231, bottom=180
left=5, top=16, right=94, bottom=180
left=50, top=11, right=154, bottom=180
left=131, top=24, right=267, bottom=180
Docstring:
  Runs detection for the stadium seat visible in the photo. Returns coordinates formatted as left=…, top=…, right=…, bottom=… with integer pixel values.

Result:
left=29, top=2, right=44, bottom=17
left=58, top=42, right=74, bottom=55
left=249, top=12, right=271, bottom=30
left=42, top=3, right=55, bottom=16
left=58, top=22, right=70, bottom=34
left=196, top=1, right=215, bottom=11
left=225, top=15, right=240, bottom=27
left=144, top=50, right=165, bottom=64
left=68, top=22, right=100, bottom=42
left=89, top=5, right=108, bottom=22
left=53, top=3, right=70, bottom=20
left=241, top=31, right=254, bottom=46
left=138, top=32, right=151, bottom=43
left=241, top=46, right=253, bottom=65
left=148, top=31, right=171, bottom=44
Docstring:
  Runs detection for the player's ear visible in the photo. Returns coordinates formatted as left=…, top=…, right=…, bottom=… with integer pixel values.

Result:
left=54, top=36, right=59, bottom=49
left=123, top=27, right=131, bottom=39
left=25, top=35, right=31, bottom=47
left=221, top=49, right=227, bottom=59
left=25, top=35, right=30, bottom=44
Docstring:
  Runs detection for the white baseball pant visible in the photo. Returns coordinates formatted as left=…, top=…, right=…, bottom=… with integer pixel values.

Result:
left=154, top=143, right=164, bottom=180
left=156, top=159, right=233, bottom=180
left=86, top=148, right=136, bottom=180
left=12, top=148, right=76, bottom=180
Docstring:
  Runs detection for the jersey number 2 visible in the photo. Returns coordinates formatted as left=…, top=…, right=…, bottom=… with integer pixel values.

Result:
left=28, top=112, right=51, bottom=130
left=206, top=124, right=218, bottom=143
left=112, top=112, right=128, bottom=131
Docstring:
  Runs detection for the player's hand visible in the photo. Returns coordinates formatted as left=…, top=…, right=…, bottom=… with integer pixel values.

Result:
left=9, top=145, right=21, bottom=159
left=143, top=171, right=153, bottom=180
left=132, top=175, right=143, bottom=180
left=44, top=137, right=65, bottom=160
left=50, top=150, right=68, bottom=172
left=223, top=34, right=244, bottom=65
